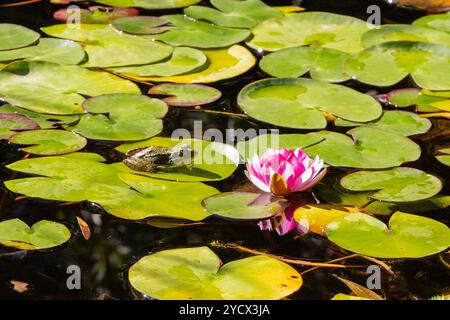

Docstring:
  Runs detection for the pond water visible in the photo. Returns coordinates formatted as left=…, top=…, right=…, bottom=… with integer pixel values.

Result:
left=0, top=0, right=449, bottom=300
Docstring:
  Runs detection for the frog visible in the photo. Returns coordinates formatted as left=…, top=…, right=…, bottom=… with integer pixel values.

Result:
left=123, top=143, right=196, bottom=173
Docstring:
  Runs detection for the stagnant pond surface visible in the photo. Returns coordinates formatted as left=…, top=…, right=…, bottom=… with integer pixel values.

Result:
left=0, top=0, right=449, bottom=300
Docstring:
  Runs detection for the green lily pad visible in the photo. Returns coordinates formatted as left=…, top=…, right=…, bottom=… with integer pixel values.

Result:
left=316, top=174, right=450, bottom=216
left=0, top=219, right=71, bottom=250
left=110, top=47, right=207, bottom=77
left=68, top=94, right=167, bottom=141
left=0, top=113, right=39, bottom=139
left=435, top=147, right=450, bottom=166
left=184, top=0, right=282, bottom=28
left=0, top=61, right=140, bottom=115
left=202, top=192, right=283, bottom=220
left=0, top=104, right=78, bottom=129
left=237, top=78, right=382, bottom=129
left=93, top=0, right=201, bottom=9
left=5, top=153, right=218, bottom=221
left=413, top=13, right=450, bottom=34
left=259, top=46, right=351, bottom=82
left=148, top=15, right=250, bottom=49
left=116, top=137, right=240, bottom=181
left=112, top=16, right=169, bottom=34
left=340, top=168, right=442, bottom=202
left=247, top=12, right=370, bottom=53
left=0, top=38, right=86, bottom=65
left=237, top=127, right=421, bottom=169
left=0, top=24, right=40, bottom=51
left=137, top=45, right=255, bottom=83
left=128, top=246, right=302, bottom=300
left=41, top=24, right=173, bottom=68
left=97, top=173, right=218, bottom=221
left=148, top=83, right=221, bottom=106
left=9, top=129, right=87, bottom=156
left=326, top=212, right=450, bottom=258
left=334, top=111, right=431, bottom=136
left=385, top=88, right=448, bottom=112
left=345, top=41, right=450, bottom=90
left=362, top=24, right=450, bottom=48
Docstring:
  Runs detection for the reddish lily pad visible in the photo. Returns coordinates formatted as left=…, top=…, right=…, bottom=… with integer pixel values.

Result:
left=0, top=113, right=40, bottom=140
left=148, top=84, right=222, bottom=106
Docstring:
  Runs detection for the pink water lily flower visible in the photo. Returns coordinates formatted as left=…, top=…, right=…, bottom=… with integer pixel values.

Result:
left=245, top=148, right=326, bottom=196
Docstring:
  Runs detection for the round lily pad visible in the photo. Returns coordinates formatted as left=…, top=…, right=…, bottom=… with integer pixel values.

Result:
left=110, top=47, right=207, bottom=77
left=334, top=111, right=431, bottom=136
left=41, top=24, right=173, bottom=68
left=435, top=147, right=450, bottom=166
left=0, top=113, right=39, bottom=139
left=116, top=137, right=240, bottom=181
left=259, top=46, right=351, bottom=82
left=362, top=24, right=450, bottom=48
left=0, top=24, right=40, bottom=51
left=413, top=12, right=450, bottom=33
left=68, top=94, right=167, bottom=141
left=184, top=0, right=282, bottom=28
left=237, top=127, right=421, bottom=169
left=5, top=153, right=219, bottom=221
left=0, top=38, right=86, bottom=65
left=202, top=192, right=283, bottom=220
left=0, top=219, right=71, bottom=250
left=9, top=129, right=87, bottom=156
left=136, top=45, right=256, bottom=83
left=0, top=61, right=140, bottom=115
left=385, top=88, right=448, bottom=112
left=316, top=174, right=450, bottom=216
left=237, top=78, right=382, bottom=129
left=340, top=168, right=442, bottom=202
left=326, top=212, right=450, bottom=258
left=128, top=246, right=302, bottom=300
left=0, top=104, right=78, bottom=129
left=148, top=83, right=221, bottom=106
left=148, top=15, right=250, bottom=49
left=112, top=16, right=168, bottom=34
left=247, top=12, right=370, bottom=53
left=345, top=41, right=450, bottom=90
left=93, top=0, right=201, bottom=9
left=98, top=173, right=219, bottom=221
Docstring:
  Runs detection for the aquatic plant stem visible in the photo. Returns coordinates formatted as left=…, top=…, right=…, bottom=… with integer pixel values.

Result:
left=191, top=109, right=250, bottom=118
left=211, top=241, right=358, bottom=269
left=0, top=0, right=42, bottom=7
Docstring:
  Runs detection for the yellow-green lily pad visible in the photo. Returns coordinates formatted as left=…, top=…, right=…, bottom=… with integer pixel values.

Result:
left=128, top=246, right=302, bottom=300
left=9, top=129, right=87, bottom=156
left=247, top=12, right=370, bottom=53
left=340, top=167, right=443, bottom=202
left=67, top=94, right=167, bottom=141
left=0, top=61, right=140, bottom=115
left=136, top=45, right=255, bottom=83
left=326, top=212, right=450, bottom=258
left=0, top=38, right=86, bottom=65
left=0, top=24, right=40, bottom=51
left=237, top=78, right=382, bottom=129
left=110, top=47, right=207, bottom=77
left=0, top=219, right=71, bottom=250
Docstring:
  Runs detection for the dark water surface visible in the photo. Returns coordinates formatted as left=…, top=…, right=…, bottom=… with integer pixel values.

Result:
left=0, top=0, right=449, bottom=300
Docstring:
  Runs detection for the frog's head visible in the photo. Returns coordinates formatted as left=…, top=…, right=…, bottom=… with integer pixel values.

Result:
left=171, top=143, right=194, bottom=164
